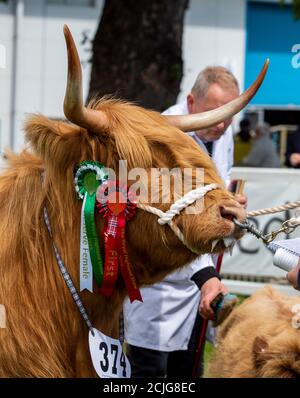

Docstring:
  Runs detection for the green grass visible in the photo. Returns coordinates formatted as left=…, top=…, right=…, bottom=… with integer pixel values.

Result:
left=203, top=341, right=215, bottom=373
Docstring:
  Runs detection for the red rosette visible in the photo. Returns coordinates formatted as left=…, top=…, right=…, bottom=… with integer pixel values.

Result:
left=96, top=180, right=137, bottom=221
left=95, top=180, right=142, bottom=302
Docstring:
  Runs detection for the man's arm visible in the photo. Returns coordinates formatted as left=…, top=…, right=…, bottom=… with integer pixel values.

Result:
left=192, top=194, right=247, bottom=319
left=191, top=266, right=220, bottom=289
left=191, top=270, right=228, bottom=319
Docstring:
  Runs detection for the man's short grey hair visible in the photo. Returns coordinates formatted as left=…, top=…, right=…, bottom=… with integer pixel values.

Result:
left=191, top=66, right=239, bottom=99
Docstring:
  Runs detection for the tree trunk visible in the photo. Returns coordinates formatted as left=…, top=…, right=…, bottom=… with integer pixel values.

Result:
left=88, top=0, right=189, bottom=111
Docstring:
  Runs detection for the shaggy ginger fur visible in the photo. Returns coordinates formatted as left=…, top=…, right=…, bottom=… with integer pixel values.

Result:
left=0, top=99, right=244, bottom=377
left=206, top=286, right=300, bottom=378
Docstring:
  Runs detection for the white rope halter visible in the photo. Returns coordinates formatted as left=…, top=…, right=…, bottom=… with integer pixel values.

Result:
left=137, top=183, right=220, bottom=254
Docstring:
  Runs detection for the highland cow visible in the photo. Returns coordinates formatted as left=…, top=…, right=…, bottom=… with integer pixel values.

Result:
left=207, top=286, right=300, bottom=378
left=0, top=26, right=267, bottom=377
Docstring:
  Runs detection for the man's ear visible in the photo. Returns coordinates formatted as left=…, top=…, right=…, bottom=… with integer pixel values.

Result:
left=187, top=93, right=195, bottom=114
left=24, top=114, right=83, bottom=168
left=252, top=336, right=269, bottom=368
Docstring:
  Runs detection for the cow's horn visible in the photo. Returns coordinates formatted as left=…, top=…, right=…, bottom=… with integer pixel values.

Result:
left=63, top=25, right=107, bottom=131
left=165, top=59, right=269, bottom=132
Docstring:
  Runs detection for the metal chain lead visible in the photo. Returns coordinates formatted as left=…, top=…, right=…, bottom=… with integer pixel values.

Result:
left=233, top=217, right=299, bottom=244
left=233, top=219, right=268, bottom=242
left=43, top=206, right=95, bottom=336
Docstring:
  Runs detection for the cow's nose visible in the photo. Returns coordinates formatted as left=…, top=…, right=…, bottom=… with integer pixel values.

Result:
left=220, top=203, right=247, bottom=223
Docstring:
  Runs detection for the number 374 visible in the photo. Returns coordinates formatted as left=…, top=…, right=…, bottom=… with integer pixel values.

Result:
left=99, top=342, right=127, bottom=377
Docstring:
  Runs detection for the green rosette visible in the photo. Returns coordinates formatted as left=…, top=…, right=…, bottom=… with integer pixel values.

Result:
left=75, top=161, right=108, bottom=287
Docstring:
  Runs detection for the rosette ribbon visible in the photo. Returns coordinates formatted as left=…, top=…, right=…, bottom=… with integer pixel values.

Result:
left=75, top=161, right=108, bottom=291
left=96, top=180, right=142, bottom=303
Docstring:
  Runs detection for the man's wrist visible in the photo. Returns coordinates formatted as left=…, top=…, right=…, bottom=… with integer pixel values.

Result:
left=191, top=267, right=221, bottom=290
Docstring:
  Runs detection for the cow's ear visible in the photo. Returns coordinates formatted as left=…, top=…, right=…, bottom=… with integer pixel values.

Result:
left=252, top=336, right=269, bottom=368
left=24, top=114, right=82, bottom=167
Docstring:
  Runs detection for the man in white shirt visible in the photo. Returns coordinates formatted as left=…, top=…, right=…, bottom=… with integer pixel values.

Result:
left=124, top=66, right=246, bottom=377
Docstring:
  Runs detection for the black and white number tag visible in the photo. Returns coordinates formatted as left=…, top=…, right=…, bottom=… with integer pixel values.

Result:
left=89, top=328, right=131, bottom=378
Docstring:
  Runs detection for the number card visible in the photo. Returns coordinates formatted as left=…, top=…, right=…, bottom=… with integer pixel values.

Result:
left=89, top=328, right=131, bottom=378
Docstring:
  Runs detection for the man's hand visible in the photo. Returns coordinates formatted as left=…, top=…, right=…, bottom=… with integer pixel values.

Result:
left=290, top=153, right=300, bottom=167
left=235, top=194, right=247, bottom=209
left=287, top=259, right=300, bottom=289
left=199, top=277, right=228, bottom=320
